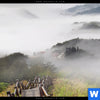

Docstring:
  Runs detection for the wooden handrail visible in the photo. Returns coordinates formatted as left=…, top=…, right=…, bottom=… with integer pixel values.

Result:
left=41, top=86, right=50, bottom=97
left=7, top=76, right=53, bottom=97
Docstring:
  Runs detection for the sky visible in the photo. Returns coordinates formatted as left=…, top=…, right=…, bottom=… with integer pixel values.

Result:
left=0, top=4, right=100, bottom=55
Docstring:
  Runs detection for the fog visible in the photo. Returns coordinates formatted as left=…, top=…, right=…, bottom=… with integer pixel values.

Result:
left=33, top=36, right=100, bottom=86
left=0, top=4, right=100, bottom=56
left=40, top=48, right=100, bottom=85
left=0, top=4, right=100, bottom=85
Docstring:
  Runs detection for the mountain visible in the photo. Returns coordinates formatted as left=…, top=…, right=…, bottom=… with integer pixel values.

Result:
left=19, top=9, right=38, bottom=19
left=0, top=52, right=28, bottom=82
left=61, top=4, right=100, bottom=16
left=44, top=38, right=100, bottom=81
left=0, top=52, right=27, bottom=69
left=50, top=38, right=100, bottom=59
left=73, top=21, right=100, bottom=30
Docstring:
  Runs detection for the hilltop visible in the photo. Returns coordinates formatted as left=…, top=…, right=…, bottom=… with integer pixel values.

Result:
left=50, top=38, right=100, bottom=59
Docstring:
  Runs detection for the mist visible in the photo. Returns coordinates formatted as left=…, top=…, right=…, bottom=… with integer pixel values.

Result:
left=0, top=4, right=100, bottom=86
left=0, top=4, right=100, bottom=56
left=35, top=37, right=100, bottom=86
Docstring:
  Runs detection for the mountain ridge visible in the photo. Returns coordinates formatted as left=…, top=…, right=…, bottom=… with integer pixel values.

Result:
left=49, top=38, right=100, bottom=59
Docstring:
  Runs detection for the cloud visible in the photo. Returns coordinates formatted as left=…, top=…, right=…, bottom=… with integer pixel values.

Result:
left=61, top=4, right=100, bottom=16
left=73, top=21, right=100, bottom=30
left=81, top=22, right=100, bottom=29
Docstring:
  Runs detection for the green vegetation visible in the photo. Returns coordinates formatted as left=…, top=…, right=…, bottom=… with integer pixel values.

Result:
left=0, top=53, right=56, bottom=83
left=0, top=83, right=15, bottom=96
left=0, top=82, right=9, bottom=92
left=47, top=69, right=99, bottom=97
left=0, top=52, right=57, bottom=94
left=50, top=78, right=97, bottom=97
left=1, top=52, right=98, bottom=97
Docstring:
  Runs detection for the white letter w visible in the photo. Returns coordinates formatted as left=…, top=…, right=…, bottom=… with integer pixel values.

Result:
left=90, top=91, right=99, bottom=98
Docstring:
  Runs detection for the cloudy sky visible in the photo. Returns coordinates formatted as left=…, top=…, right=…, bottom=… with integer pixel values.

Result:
left=0, top=4, right=100, bottom=55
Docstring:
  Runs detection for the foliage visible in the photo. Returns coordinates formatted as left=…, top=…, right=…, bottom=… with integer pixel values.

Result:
left=0, top=82, right=9, bottom=92
left=51, top=78, right=97, bottom=97
left=0, top=52, right=56, bottom=83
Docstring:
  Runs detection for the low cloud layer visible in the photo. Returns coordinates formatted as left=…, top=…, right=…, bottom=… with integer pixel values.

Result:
left=43, top=38, right=100, bottom=83
left=0, top=4, right=100, bottom=56
left=73, top=21, right=100, bottom=30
